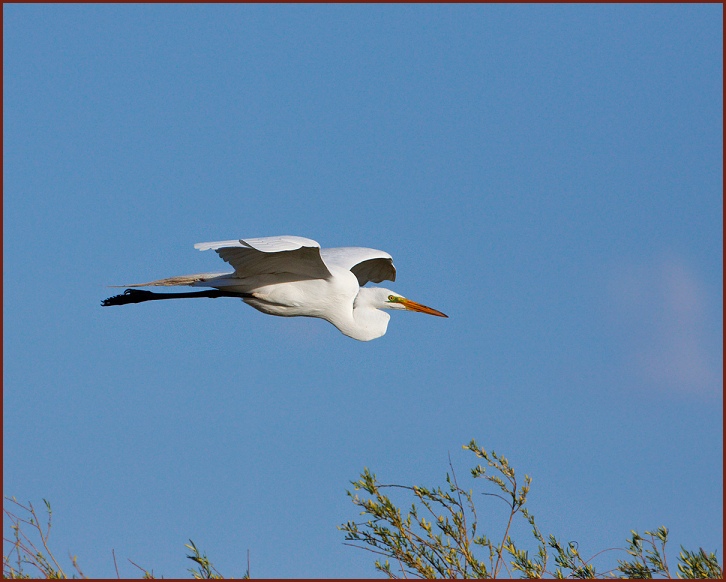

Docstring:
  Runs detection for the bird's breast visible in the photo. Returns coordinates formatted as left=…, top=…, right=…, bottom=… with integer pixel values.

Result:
left=241, top=271, right=359, bottom=320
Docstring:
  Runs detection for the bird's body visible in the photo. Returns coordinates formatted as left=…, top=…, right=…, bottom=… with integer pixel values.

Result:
left=103, top=235, right=447, bottom=341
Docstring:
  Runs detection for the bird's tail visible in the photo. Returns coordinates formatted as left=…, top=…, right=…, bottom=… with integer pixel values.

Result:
left=110, top=272, right=231, bottom=288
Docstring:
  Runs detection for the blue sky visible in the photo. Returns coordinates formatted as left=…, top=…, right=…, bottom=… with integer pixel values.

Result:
left=3, top=4, right=722, bottom=578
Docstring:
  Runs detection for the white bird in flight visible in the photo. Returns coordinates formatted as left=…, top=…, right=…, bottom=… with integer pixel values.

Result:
left=103, top=235, right=447, bottom=341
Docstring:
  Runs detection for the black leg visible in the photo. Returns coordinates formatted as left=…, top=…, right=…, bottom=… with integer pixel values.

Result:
left=101, top=288, right=252, bottom=307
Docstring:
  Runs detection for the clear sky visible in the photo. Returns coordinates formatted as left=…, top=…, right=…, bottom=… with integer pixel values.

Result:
left=3, top=4, right=722, bottom=578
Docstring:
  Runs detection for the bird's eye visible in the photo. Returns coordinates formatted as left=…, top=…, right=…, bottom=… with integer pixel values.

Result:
left=388, top=295, right=401, bottom=303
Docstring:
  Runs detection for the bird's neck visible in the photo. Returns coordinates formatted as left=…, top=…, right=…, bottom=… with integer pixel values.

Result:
left=330, top=302, right=390, bottom=342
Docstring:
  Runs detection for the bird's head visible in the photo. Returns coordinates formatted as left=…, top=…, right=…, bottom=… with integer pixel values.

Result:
left=365, top=288, right=448, bottom=318
left=341, top=287, right=448, bottom=341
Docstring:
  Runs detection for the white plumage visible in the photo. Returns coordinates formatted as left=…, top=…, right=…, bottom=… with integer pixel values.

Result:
left=103, top=235, right=447, bottom=341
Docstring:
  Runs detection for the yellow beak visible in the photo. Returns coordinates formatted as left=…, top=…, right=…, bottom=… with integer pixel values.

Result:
left=400, top=298, right=448, bottom=318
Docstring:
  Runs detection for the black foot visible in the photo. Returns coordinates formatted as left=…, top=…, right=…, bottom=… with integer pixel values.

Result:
left=102, top=289, right=154, bottom=306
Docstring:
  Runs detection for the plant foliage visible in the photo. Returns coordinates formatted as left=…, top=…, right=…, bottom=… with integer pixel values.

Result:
left=340, top=439, right=722, bottom=579
left=3, top=496, right=249, bottom=579
left=4, top=440, right=721, bottom=579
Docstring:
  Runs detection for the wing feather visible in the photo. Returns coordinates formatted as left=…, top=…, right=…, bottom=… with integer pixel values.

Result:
left=320, top=247, right=396, bottom=286
left=195, top=236, right=332, bottom=280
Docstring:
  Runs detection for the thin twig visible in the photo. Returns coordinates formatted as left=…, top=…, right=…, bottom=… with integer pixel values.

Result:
left=29, top=501, right=67, bottom=577
left=128, top=557, right=153, bottom=578
left=112, top=548, right=121, bottom=578
left=493, top=475, right=517, bottom=578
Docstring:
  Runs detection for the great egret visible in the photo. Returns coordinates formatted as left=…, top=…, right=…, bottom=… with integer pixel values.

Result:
left=102, top=235, right=447, bottom=341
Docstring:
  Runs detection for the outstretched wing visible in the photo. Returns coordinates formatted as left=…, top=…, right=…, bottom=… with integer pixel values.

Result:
left=320, top=247, right=396, bottom=286
left=194, top=236, right=332, bottom=280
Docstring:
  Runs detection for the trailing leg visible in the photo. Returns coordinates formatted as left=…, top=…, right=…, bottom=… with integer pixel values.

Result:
left=101, top=288, right=251, bottom=307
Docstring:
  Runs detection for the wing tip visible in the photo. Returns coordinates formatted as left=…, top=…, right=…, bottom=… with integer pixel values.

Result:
left=194, top=239, right=245, bottom=251
left=194, top=236, right=320, bottom=253
left=240, top=236, right=320, bottom=252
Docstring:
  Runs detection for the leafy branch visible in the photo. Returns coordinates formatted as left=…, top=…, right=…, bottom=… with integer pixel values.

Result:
left=340, top=440, right=722, bottom=579
left=3, top=496, right=248, bottom=579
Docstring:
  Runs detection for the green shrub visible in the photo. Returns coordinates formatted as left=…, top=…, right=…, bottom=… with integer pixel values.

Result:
left=4, top=440, right=721, bottom=578
left=339, top=439, right=722, bottom=579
